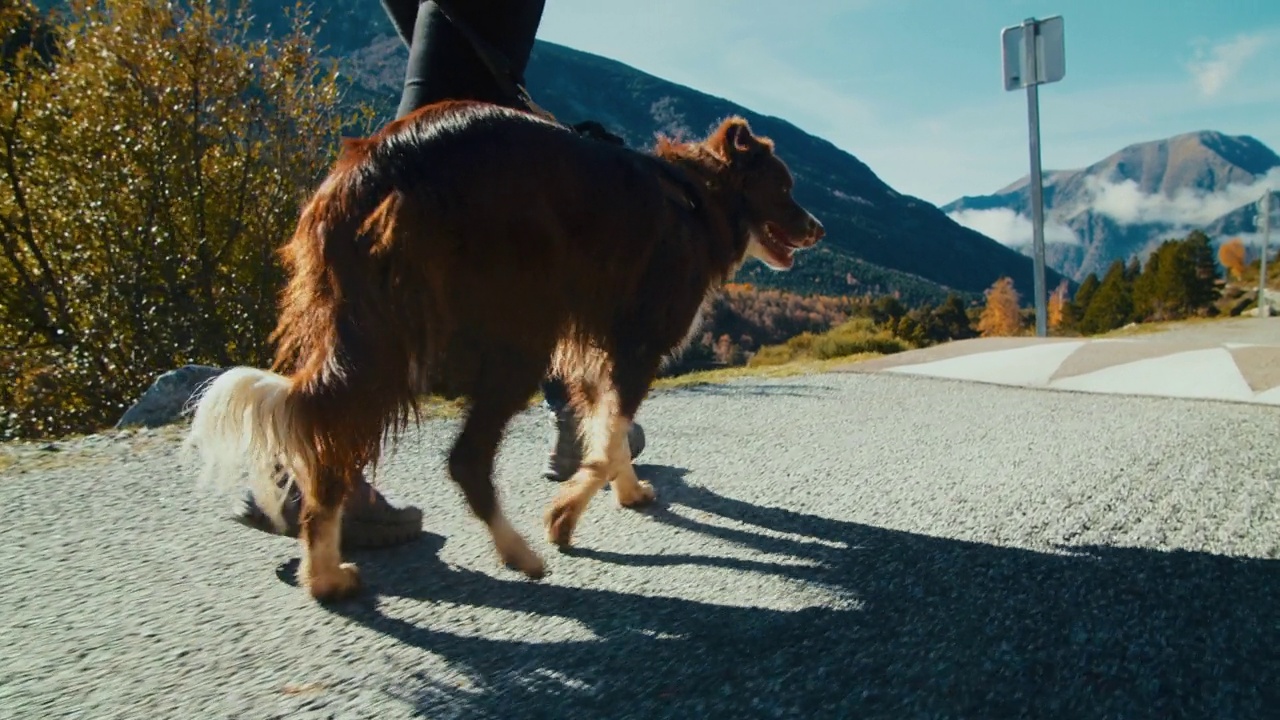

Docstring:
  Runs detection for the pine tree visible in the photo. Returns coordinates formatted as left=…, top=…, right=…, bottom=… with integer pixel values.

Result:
left=1183, top=230, right=1220, bottom=311
left=1079, top=260, right=1134, bottom=334
left=872, top=295, right=906, bottom=326
left=1070, top=272, right=1101, bottom=324
left=1125, top=256, right=1142, bottom=282
left=1132, top=249, right=1162, bottom=321
left=1147, top=231, right=1218, bottom=318
left=935, top=293, right=976, bottom=340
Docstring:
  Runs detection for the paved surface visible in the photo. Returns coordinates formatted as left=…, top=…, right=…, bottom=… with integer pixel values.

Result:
left=2, top=369, right=1278, bottom=719
left=841, top=317, right=1280, bottom=407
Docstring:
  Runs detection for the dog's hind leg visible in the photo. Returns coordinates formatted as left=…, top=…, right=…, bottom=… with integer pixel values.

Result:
left=448, top=350, right=546, bottom=579
left=298, top=464, right=362, bottom=602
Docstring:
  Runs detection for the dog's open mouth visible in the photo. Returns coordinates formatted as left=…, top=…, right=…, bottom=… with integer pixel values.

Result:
left=756, top=221, right=804, bottom=269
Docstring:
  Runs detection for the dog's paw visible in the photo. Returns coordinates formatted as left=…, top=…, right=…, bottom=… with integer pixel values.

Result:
left=546, top=495, right=583, bottom=548
left=307, top=562, right=362, bottom=603
left=615, top=479, right=656, bottom=508
left=496, top=534, right=545, bottom=580
left=489, top=514, right=546, bottom=580
left=501, top=546, right=546, bottom=580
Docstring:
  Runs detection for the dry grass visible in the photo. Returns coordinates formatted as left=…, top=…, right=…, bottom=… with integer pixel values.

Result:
left=1098, top=315, right=1224, bottom=338
left=412, top=394, right=471, bottom=420
left=651, top=353, right=884, bottom=390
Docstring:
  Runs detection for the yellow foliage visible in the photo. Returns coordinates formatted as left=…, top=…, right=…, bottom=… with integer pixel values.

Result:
left=977, top=276, right=1022, bottom=337
left=1048, top=279, right=1069, bottom=331
left=1218, top=237, right=1247, bottom=280
left=0, top=0, right=371, bottom=439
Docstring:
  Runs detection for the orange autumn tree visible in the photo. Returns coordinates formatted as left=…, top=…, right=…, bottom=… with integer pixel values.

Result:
left=977, top=276, right=1023, bottom=337
left=1048, top=279, right=1070, bottom=330
left=1218, top=237, right=1247, bottom=280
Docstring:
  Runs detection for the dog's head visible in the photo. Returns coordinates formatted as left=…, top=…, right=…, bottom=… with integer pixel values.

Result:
left=707, top=117, right=824, bottom=271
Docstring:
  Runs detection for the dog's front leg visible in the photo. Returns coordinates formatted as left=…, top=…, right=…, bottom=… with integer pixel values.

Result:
left=608, top=420, right=655, bottom=508
left=545, top=387, right=619, bottom=547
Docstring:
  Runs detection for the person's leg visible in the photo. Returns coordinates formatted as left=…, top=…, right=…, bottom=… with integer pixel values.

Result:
left=389, top=0, right=546, bottom=117
left=541, top=372, right=645, bottom=482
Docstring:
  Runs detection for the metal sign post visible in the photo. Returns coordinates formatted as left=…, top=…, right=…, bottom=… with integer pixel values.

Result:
left=1002, top=16, right=1065, bottom=337
left=1261, top=190, right=1273, bottom=318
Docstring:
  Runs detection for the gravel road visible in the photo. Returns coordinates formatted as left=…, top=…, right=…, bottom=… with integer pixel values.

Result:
left=2, top=371, right=1277, bottom=719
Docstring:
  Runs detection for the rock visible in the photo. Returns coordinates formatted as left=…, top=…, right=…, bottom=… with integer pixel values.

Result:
left=116, top=364, right=228, bottom=429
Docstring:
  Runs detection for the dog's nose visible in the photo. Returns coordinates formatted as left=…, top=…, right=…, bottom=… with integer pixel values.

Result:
left=809, top=215, right=825, bottom=240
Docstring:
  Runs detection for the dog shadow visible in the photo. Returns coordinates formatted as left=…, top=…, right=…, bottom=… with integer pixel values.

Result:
left=653, top=381, right=831, bottom=399
left=286, top=463, right=1279, bottom=718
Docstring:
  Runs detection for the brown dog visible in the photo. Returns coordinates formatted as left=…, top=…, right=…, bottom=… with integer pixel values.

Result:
left=184, top=99, right=824, bottom=601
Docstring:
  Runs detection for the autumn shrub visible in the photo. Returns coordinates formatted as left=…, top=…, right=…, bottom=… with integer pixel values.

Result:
left=0, top=0, right=370, bottom=440
left=748, top=317, right=909, bottom=366
left=1218, top=237, right=1247, bottom=281
left=708, top=283, right=856, bottom=348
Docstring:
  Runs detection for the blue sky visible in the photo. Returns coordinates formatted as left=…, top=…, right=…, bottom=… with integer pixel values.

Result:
left=537, top=0, right=1280, bottom=207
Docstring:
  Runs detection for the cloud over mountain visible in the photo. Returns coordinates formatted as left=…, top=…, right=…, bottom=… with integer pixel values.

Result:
left=940, top=130, right=1280, bottom=281
left=946, top=208, right=1080, bottom=249
left=1071, top=167, right=1280, bottom=228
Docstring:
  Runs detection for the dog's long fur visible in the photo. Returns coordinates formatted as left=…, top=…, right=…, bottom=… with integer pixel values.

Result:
left=184, top=99, right=824, bottom=601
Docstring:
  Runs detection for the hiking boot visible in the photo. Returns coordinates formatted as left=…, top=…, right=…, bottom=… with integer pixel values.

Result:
left=231, top=474, right=423, bottom=550
left=542, top=405, right=646, bottom=482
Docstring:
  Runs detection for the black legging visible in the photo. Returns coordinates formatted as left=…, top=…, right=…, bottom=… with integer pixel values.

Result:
left=379, top=0, right=570, bottom=410
left=380, top=0, right=546, bottom=118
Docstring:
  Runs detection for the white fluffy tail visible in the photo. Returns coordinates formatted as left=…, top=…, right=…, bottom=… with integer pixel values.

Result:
left=182, top=366, right=314, bottom=532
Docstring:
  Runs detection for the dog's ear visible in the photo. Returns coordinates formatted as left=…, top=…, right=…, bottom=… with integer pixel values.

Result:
left=711, top=117, right=763, bottom=161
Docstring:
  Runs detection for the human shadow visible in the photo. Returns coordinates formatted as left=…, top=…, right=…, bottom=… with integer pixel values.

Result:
left=302, top=463, right=1279, bottom=719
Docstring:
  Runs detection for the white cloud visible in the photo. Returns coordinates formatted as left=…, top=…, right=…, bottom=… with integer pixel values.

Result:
left=1070, top=167, right=1280, bottom=228
left=949, top=168, right=1279, bottom=252
left=1187, top=33, right=1269, bottom=98
left=947, top=207, right=1080, bottom=248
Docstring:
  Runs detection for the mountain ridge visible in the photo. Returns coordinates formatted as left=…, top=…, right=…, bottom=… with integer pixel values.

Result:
left=943, top=130, right=1280, bottom=281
